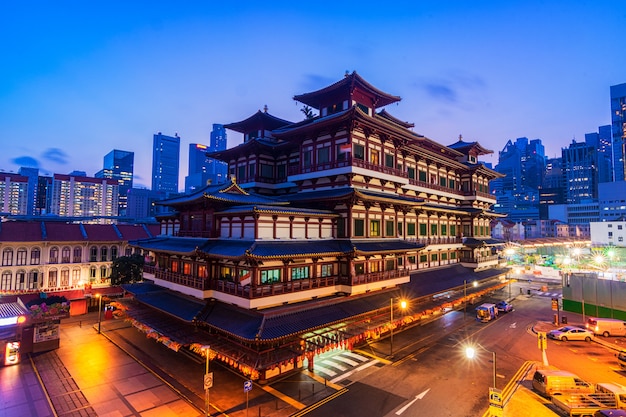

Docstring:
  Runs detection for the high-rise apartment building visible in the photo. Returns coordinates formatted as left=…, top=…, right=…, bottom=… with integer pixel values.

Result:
left=0, top=172, right=29, bottom=215
left=611, top=83, right=626, bottom=181
left=50, top=174, right=119, bottom=220
left=152, top=132, right=180, bottom=194
left=95, top=149, right=134, bottom=216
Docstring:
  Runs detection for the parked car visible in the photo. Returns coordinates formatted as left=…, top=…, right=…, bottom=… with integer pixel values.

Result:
left=548, top=326, right=593, bottom=342
left=496, top=301, right=513, bottom=313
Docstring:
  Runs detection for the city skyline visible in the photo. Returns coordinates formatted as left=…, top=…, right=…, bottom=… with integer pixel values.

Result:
left=2, top=2, right=625, bottom=190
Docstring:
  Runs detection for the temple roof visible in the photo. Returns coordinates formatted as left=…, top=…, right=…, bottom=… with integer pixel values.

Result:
left=208, top=137, right=292, bottom=162
left=293, top=71, right=401, bottom=110
left=447, top=136, right=493, bottom=156
left=223, top=109, right=293, bottom=134
left=376, top=109, right=415, bottom=128
left=216, top=204, right=337, bottom=217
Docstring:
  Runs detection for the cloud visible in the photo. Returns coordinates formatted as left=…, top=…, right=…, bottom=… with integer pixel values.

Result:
left=11, top=156, right=40, bottom=168
left=424, top=83, right=458, bottom=103
left=42, top=148, right=69, bottom=164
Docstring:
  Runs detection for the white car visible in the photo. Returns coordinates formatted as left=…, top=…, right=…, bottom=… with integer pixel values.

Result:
left=548, top=326, right=593, bottom=342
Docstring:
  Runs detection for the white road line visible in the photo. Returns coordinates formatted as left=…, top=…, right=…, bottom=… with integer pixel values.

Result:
left=342, top=352, right=368, bottom=362
left=329, top=359, right=379, bottom=384
left=321, top=360, right=347, bottom=371
left=314, top=365, right=337, bottom=377
left=332, top=356, right=360, bottom=366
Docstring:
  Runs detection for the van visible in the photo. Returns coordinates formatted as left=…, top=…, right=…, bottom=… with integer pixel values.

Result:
left=586, top=317, right=626, bottom=337
left=532, top=369, right=595, bottom=397
left=594, top=410, right=626, bottom=417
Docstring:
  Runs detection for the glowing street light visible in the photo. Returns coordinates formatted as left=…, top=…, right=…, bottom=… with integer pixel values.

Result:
left=465, top=344, right=497, bottom=389
left=390, top=298, right=407, bottom=357
left=202, top=345, right=212, bottom=416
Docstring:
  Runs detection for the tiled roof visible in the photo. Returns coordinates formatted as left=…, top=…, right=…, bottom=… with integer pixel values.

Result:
left=0, top=221, right=44, bottom=242
left=462, top=237, right=506, bottom=247
left=122, top=285, right=205, bottom=322
left=217, top=205, right=336, bottom=217
left=0, top=302, right=28, bottom=319
left=248, top=240, right=352, bottom=259
left=352, top=239, right=425, bottom=254
left=0, top=221, right=157, bottom=242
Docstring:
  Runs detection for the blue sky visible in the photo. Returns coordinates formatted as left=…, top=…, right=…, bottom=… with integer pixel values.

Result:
left=1, top=1, right=624, bottom=189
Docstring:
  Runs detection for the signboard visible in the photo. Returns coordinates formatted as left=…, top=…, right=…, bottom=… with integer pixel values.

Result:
left=537, top=332, right=547, bottom=350
left=489, top=387, right=503, bottom=407
left=204, top=372, right=213, bottom=390
left=551, top=298, right=558, bottom=311
left=244, top=380, right=252, bottom=392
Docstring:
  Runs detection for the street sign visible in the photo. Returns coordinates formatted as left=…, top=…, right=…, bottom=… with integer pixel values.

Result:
left=204, top=372, right=213, bottom=390
left=244, top=380, right=252, bottom=392
left=537, top=332, right=547, bottom=350
left=551, top=298, right=558, bottom=311
left=489, top=387, right=503, bottom=407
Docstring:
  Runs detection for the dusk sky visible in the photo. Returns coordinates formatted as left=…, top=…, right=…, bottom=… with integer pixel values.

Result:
left=1, top=1, right=624, bottom=190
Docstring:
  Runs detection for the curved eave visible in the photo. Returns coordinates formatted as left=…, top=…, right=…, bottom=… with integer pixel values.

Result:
left=272, top=107, right=355, bottom=139
left=223, top=110, right=293, bottom=133
left=293, top=71, right=401, bottom=110
left=448, top=140, right=493, bottom=156
left=355, top=189, right=425, bottom=207
left=245, top=251, right=346, bottom=260
left=209, top=138, right=292, bottom=161
left=376, top=109, right=415, bottom=129
left=204, top=194, right=289, bottom=205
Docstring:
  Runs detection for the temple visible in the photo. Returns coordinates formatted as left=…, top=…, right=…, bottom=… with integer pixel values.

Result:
left=126, top=71, right=507, bottom=382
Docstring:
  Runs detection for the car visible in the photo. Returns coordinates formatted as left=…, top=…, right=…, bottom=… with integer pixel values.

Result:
left=548, top=326, right=593, bottom=342
left=496, top=301, right=513, bottom=313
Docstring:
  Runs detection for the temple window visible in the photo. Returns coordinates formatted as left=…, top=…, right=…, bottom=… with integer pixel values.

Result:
left=385, top=259, right=395, bottom=271
left=385, top=153, right=394, bottom=168
left=249, top=163, right=256, bottom=177
left=356, top=103, right=370, bottom=115
left=440, top=177, right=447, bottom=187
left=320, top=264, right=333, bottom=277
left=449, top=179, right=456, bottom=189
left=260, top=163, right=273, bottom=178
left=260, top=269, right=280, bottom=284
left=354, top=144, right=365, bottom=160
left=431, top=224, right=438, bottom=235
left=237, top=166, right=245, bottom=180
left=354, top=263, right=365, bottom=274
left=354, top=219, right=365, bottom=236
left=291, top=267, right=309, bottom=280
left=370, top=220, right=380, bottom=237
left=450, top=225, right=457, bottom=236
left=431, top=253, right=438, bottom=261
left=418, top=170, right=427, bottom=182
left=385, top=220, right=394, bottom=237
left=407, top=222, right=416, bottom=236
left=441, top=224, right=447, bottom=236
left=303, top=149, right=312, bottom=167
left=407, top=167, right=415, bottom=179
left=408, top=256, right=417, bottom=264
left=317, top=147, right=330, bottom=164
left=419, top=254, right=427, bottom=263
left=419, top=223, right=427, bottom=236
left=370, top=149, right=380, bottom=165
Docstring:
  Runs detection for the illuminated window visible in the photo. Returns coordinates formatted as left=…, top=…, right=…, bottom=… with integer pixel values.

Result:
left=73, top=247, right=82, bottom=263
left=1, top=271, right=12, bottom=290
left=48, top=270, right=57, bottom=287
left=370, top=220, right=380, bottom=237
left=370, top=149, right=380, bottom=165
left=291, top=267, right=309, bottom=280
left=320, top=264, right=333, bottom=277
left=16, top=248, right=27, bottom=266
left=62, top=247, right=71, bottom=263
left=260, top=269, right=280, bottom=284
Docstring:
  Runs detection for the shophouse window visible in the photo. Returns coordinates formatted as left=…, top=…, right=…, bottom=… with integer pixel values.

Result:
left=16, top=270, right=25, bottom=290
left=370, top=220, right=380, bottom=237
left=60, top=269, right=69, bottom=287
left=100, top=247, right=108, bottom=262
left=31, top=248, right=41, bottom=265
left=407, top=222, right=416, bottom=236
left=354, top=219, right=365, bottom=236
left=2, top=248, right=13, bottom=266
left=73, top=247, right=82, bottom=263
left=90, top=267, right=96, bottom=279
left=16, top=248, right=27, bottom=266
left=90, top=246, right=97, bottom=262
left=419, top=223, right=427, bottom=236
left=260, top=269, right=280, bottom=284
left=48, top=270, right=57, bottom=287
left=26, top=271, right=38, bottom=290
left=386, top=220, right=395, bottom=237
left=354, top=144, right=365, bottom=160
left=72, top=269, right=81, bottom=285
left=100, top=266, right=107, bottom=279
left=291, top=266, right=309, bottom=280
left=62, top=247, right=71, bottom=263
left=320, top=264, right=333, bottom=277
left=385, top=153, right=394, bottom=168
left=50, top=247, right=59, bottom=264
left=1, top=271, right=12, bottom=290
left=111, top=246, right=118, bottom=260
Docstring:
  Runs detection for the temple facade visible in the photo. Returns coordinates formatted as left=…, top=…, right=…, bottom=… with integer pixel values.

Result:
left=127, top=72, right=507, bottom=382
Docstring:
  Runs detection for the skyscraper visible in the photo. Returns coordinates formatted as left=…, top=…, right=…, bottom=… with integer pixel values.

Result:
left=562, top=139, right=597, bottom=204
left=152, top=132, right=180, bottom=194
left=184, top=143, right=211, bottom=193
left=95, top=149, right=134, bottom=216
left=208, top=124, right=228, bottom=185
left=610, top=83, right=626, bottom=181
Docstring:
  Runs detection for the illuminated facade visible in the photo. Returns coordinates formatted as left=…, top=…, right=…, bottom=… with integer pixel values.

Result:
left=50, top=174, right=119, bottom=220
left=0, top=173, right=29, bottom=215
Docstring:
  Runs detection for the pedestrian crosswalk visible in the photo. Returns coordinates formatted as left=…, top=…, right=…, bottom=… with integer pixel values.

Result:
left=312, top=351, right=378, bottom=383
left=533, top=291, right=562, bottom=298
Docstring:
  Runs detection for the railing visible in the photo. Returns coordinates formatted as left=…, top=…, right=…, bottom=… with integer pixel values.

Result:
left=408, top=177, right=463, bottom=196
left=143, top=264, right=411, bottom=300
left=175, top=230, right=213, bottom=238
left=407, top=236, right=463, bottom=245
left=459, top=255, right=500, bottom=264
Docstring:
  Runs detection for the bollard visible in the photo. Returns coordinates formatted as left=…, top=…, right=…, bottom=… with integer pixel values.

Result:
left=312, top=383, right=315, bottom=394
left=258, top=406, right=261, bottom=417
left=276, top=399, right=278, bottom=410
left=79, top=321, right=82, bottom=328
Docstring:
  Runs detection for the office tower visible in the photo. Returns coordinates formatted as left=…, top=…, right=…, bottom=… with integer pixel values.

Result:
left=585, top=125, right=613, bottom=184
left=152, top=132, right=180, bottom=194
left=185, top=143, right=211, bottom=193
left=51, top=173, right=119, bottom=220
left=562, top=139, right=597, bottom=204
left=95, top=149, right=134, bottom=216
left=36, top=175, right=52, bottom=215
left=209, top=124, right=228, bottom=185
left=611, top=83, right=626, bottom=181
left=126, top=187, right=166, bottom=220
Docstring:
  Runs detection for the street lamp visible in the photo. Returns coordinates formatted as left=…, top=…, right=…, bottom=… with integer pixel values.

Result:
left=465, top=344, right=497, bottom=389
left=96, top=294, right=102, bottom=334
left=464, top=280, right=478, bottom=320
left=202, top=345, right=211, bottom=417
left=390, top=298, right=407, bottom=357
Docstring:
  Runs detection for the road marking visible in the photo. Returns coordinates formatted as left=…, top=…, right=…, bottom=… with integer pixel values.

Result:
left=329, top=359, right=380, bottom=384
left=395, top=388, right=430, bottom=415
left=321, top=360, right=347, bottom=371
left=314, top=365, right=337, bottom=377
left=332, top=356, right=360, bottom=366
left=342, top=351, right=368, bottom=361
left=510, top=322, right=517, bottom=328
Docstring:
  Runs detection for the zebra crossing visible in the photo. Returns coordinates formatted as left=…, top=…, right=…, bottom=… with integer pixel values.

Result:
left=533, top=290, right=562, bottom=298
left=312, top=351, right=379, bottom=384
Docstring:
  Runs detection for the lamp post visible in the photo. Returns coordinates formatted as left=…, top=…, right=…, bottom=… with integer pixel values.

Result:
left=202, top=345, right=212, bottom=416
left=464, top=280, right=478, bottom=320
left=390, top=298, right=407, bottom=357
left=96, top=294, right=102, bottom=334
left=465, top=345, right=497, bottom=389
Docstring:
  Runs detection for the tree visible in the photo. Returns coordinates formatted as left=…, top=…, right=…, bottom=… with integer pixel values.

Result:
left=110, top=253, right=145, bottom=285
left=300, top=105, right=316, bottom=119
